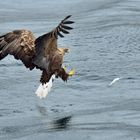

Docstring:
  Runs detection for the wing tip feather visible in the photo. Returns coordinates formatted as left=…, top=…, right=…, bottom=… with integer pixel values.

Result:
left=55, top=15, right=74, bottom=38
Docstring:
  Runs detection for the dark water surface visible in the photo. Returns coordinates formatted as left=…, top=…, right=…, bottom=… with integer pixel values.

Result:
left=0, top=0, right=140, bottom=139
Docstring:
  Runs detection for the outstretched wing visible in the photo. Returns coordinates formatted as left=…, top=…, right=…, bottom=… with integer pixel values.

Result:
left=35, top=15, right=74, bottom=44
left=0, top=30, right=36, bottom=69
left=51, top=15, right=74, bottom=39
left=33, top=15, right=74, bottom=70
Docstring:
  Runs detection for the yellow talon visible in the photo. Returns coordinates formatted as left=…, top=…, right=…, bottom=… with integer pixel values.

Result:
left=69, top=69, right=75, bottom=76
left=63, top=65, right=75, bottom=76
left=63, top=66, right=67, bottom=71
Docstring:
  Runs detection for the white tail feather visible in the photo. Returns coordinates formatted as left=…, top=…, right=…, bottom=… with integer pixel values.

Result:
left=35, top=75, right=55, bottom=99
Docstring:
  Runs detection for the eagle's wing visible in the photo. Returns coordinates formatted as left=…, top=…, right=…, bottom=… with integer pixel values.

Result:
left=33, top=15, right=74, bottom=70
left=35, top=15, right=74, bottom=45
left=0, top=30, right=36, bottom=69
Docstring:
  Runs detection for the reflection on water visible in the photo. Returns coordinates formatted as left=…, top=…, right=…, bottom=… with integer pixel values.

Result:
left=36, top=105, right=47, bottom=116
left=53, top=116, right=72, bottom=130
left=36, top=104, right=72, bottom=130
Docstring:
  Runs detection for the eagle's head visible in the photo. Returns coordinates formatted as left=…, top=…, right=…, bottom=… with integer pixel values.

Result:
left=58, top=48, right=70, bottom=55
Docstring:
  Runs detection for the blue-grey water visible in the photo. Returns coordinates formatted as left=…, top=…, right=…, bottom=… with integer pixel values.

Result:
left=0, top=0, right=140, bottom=139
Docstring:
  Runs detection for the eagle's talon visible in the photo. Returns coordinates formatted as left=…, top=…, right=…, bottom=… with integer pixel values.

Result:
left=63, top=65, right=67, bottom=71
left=68, top=69, right=75, bottom=76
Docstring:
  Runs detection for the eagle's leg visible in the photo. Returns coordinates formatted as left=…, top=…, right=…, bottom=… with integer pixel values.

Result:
left=56, top=68, right=69, bottom=82
left=40, top=70, right=50, bottom=84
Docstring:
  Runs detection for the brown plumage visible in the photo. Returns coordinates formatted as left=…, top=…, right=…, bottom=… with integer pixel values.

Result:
left=0, top=15, right=74, bottom=84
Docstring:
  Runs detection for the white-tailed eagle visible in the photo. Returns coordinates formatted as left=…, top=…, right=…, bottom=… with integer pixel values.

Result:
left=0, top=15, right=75, bottom=98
